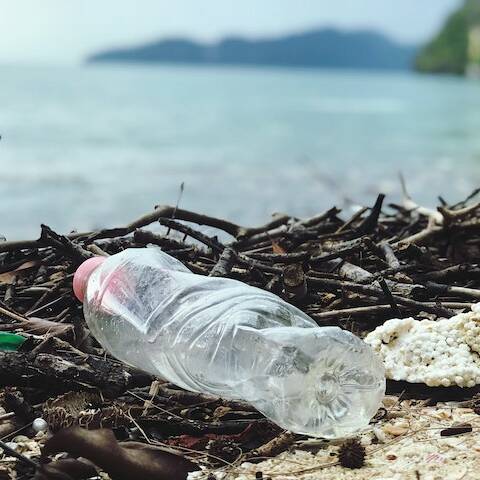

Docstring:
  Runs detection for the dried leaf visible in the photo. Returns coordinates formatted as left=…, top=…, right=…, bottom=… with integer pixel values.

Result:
left=0, top=261, right=39, bottom=284
left=19, top=317, right=73, bottom=338
left=42, top=427, right=198, bottom=480
left=4, top=387, right=35, bottom=422
left=167, top=421, right=280, bottom=454
left=167, top=435, right=209, bottom=451
left=212, top=406, right=232, bottom=420
left=34, top=458, right=98, bottom=480
left=271, top=241, right=286, bottom=254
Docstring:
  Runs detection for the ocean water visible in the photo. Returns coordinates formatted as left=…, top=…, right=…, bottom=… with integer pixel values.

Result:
left=1, top=64, right=480, bottom=239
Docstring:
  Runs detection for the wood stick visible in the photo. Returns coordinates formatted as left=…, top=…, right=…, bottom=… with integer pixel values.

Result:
left=307, top=276, right=454, bottom=317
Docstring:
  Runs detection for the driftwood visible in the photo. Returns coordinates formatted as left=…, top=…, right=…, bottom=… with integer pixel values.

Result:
left=0, top=349, right=139, bottom=396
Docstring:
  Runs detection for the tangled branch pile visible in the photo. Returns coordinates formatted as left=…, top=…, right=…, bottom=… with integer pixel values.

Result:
left=0, top=189, right=480, bottom=478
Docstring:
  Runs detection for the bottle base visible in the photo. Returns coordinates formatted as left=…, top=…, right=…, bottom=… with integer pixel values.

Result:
left=251, top=328, right=386, bottom=438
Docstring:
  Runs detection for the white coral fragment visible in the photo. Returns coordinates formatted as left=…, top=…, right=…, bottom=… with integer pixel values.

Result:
left=365, top=304, right=480, bottom=387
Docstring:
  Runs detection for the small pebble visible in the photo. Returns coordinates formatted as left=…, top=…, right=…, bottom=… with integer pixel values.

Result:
left=382, top=396, right=399, bottom=408
left=32, top=417, right=48, bottom=433
left=373, top=427, right=387, bottom=443
left=5, top=442, right=18, bottom=451
left=382, top=424, right=409, bottom=436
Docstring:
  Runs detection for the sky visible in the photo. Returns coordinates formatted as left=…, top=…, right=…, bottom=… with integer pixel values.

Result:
left=0, top=0, right=462, bottom=64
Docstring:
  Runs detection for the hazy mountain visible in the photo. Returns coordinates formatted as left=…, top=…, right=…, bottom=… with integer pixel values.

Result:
left=88, top=28, right=417, bottom=70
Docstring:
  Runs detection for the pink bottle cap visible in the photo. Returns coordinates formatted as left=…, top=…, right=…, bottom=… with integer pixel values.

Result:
left=73, top=256, right=106, bottom=302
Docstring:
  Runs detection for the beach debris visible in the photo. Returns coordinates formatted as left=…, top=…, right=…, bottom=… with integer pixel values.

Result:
left=382, top=423, right=409, bottom=437
left=337, top=438, right=366, bottom=469
left=0, top=190, right=480, bottom=476
left=440, top=423, right=473, bottom=437
left=4, top=387, right=35, bottom=423
left=0, top=332, right=25, bottom=351
left=206, top=438, right=240, bottom=464
left=365, top=304, right=480, bottom=387
left=245, top=431, right=296, bottom=461
left=32, top=418, right=49, bottom=433
left=43, top=391, right=128, bottom=432
left=16, top=316, right=74, bottom=339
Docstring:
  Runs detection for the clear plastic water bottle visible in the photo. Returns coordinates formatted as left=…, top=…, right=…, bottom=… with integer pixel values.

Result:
left=73, top=247, right=385, bottom=438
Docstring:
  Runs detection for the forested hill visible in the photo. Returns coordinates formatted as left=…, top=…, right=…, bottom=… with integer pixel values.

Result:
left=415, top=0, right=480, bottom=75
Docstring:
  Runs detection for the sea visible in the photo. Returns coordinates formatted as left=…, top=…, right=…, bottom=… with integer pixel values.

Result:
left=1, top=63, right=480, bottom=239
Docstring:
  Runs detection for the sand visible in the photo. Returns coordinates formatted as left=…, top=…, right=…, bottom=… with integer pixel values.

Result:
left=190, top=396, right=480, bottom=480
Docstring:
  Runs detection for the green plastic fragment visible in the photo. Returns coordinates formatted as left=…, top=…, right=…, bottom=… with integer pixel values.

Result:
left=0, top=332, right=26, bottom=351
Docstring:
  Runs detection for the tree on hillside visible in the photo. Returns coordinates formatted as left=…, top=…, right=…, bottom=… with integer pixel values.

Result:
left=415, top=5, right=469, bottom=75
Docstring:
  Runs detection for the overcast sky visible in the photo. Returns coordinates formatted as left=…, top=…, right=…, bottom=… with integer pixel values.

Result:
left=0, top=0, right=462, bottom=64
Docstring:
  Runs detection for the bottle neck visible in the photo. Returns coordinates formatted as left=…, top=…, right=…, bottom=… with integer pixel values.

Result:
left=73, top=256, right=107, bottom=302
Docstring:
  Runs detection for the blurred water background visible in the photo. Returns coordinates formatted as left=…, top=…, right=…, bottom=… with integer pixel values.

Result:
left=1, top=63, right=480, bottom=239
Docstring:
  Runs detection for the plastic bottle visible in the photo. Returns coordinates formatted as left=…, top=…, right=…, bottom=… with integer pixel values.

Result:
left=73, top=247, right=385, bottom=438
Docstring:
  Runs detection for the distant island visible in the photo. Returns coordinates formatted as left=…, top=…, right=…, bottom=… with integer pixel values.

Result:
left=88, top=28, right=417, bottom=71
left=415, top=0, right=480, bottom=76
